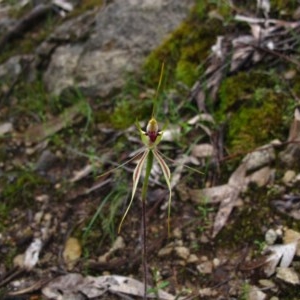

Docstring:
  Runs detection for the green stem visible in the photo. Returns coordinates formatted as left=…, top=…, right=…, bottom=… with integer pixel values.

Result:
left=141, top=150, right=153, bottom=300
left=142, top=150, right=153, bottom=202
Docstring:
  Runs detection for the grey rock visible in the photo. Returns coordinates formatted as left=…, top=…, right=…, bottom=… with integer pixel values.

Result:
left=0, top=55, right=34, bottom=81
left=43, top=0, right=194, bottom=97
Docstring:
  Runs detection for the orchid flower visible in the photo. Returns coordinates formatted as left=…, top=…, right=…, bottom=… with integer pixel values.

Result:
left=118, top=116, right=172, bottom=234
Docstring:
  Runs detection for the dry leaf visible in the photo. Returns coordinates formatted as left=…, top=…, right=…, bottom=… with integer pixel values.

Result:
left=263, top=242, right=297, bottom=276
left=24, top=103, right=83, bottom=143
left=23, top=238, right=43, bottom=270
left=42, top=274, right=182, bottom=299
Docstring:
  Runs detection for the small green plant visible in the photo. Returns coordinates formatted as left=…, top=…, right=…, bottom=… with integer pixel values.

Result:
left=239, top=281, right=251, bottom=300
left=254, top=239, right=267, bottom=253
left=147, top=268, right=170, bottom=299
left=196, top=198, right=214, bottom=233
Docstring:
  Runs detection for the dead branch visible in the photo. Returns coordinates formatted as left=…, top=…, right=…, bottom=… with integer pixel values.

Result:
left=0, top=4, right=54, bottom=52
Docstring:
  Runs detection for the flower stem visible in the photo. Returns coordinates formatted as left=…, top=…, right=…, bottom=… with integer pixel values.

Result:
left=141, top=150, right=153, bottom=299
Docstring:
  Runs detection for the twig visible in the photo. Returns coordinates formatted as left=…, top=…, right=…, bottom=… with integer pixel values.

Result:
left=0, top=4, right=54, bottom=52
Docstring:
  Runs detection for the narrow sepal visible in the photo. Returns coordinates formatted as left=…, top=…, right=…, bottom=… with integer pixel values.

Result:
left=118, top=149, right=150, bottom=233
left=152, top=149, right=172, bottom=235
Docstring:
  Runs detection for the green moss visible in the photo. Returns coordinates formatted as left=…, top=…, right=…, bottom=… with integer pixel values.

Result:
left=0, top=168, right=50, bottom=233
left=270, top=0, right=298, bottom=16
left=217, top=70, right=291, bottom=154
left=1, top=170, right=47, bottom=204
left=143, top=4, right=224, bottom=87
left=109, top=77, right=152, bottom=129
left=110, top=99, right=151, bottom=129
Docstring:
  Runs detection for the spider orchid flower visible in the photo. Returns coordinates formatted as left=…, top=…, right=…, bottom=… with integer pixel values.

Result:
left=118, top=117, right=172, bottom=234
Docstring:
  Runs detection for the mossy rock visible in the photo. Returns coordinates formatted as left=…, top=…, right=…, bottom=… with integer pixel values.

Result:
left=217, top=70, right=292, bottom=154
left=143, top=4, right=224, bottom=88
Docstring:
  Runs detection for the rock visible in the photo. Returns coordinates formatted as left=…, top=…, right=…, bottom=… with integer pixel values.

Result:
left=197, top=260, right=213, bottom=274
left=34, top=150, right=58, bottom=172
left=213, top=258, right=220, bottom=267
left=0, top=122, right=13, bottom=135
left=187, top=254, right=198, bottom=263
left=43, top=0, right=194, bottom=97
left=174, top=246, right=190, bottom=260
left=282, top=170, right=296, bottom=185
left=158, top=246, right=173, bottom=257
left=63, top=237, right=82, bottom=270
left=43, top=45, right=84, bottom=96
left=199, top=287, right=218, bottom=297
left=265, top=229, right=277, bottom=245
left=249, top=285, right=267, bottom=300
left=0, top=55, right=34, bottom=81
left=13, top=254, right=25, bottom=268
left=258, top=279, right=276, bottom=290
left=172, top=228, right=182, bottom=239
left=276, top=267, right=300, bottom=285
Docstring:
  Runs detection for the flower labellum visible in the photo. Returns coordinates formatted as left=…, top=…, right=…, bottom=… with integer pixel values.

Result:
left=146, top=117, right=159, bottom=143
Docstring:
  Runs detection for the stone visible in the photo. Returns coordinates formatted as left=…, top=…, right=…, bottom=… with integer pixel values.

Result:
left=265, top=229, right=277, bottom=245
left=43, top=0, right=194, bottom=97
left=249, top=285, right=267, bottom=300
left=63, top=237, right=82, bottom=270
left=197, top=260, right=213, bottom=274
left=158, top=246, right=173, bottom=257
left=187, top=254, right=198, bottom=263
left=282, top=170, right=296, bottom=185
left=174, top=246, right=190, bottom=260
left=276, top=267, right=300, bottom=285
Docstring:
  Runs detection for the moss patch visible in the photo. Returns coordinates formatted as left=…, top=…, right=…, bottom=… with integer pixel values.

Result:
left=143, top=3, right=225, bottom=88
left=217, top=70, right=292, bottom=154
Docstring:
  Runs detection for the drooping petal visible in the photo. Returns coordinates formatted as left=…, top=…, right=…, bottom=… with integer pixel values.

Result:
left=118, top=149, right=150, bottom=233
left=152, top=149, right=172, bottom=235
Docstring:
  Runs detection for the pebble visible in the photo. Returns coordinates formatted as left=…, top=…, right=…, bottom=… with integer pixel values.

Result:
left=158, top=246, right=173, bottom=257
left=63, top=237, right=82, bottom=270
left=265, top=229, right=277, bottom=245
left=282, top=170, right=296, bottom=185
left=13, top=254, right=25, bottom=268
left=249, top=285, right=267, bottom=300
left=175, top=246, right=190, bottom=260
left=213, top=258, right=220, bottom=267
left=172, top=228, right=182, bottom=239
left=276, top=267, right=300, bottom=285
left=197, top=261, right=213, bottom=274
left=187, top=254, right=198, bottom=263
left=258, top=279, right=276, bottom=290
left=199, top=287, right=218, bottom=297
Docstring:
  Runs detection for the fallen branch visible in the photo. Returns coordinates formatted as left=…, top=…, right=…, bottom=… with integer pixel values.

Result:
left=0, top=4, right=54, bottom=52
